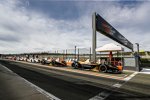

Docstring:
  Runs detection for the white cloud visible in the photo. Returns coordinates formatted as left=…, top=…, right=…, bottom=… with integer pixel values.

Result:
left=0, top=0, right=150, bottom=54
left=0, top=0, right=93, bottom=54
left=104, top=2, right=150, bottom=51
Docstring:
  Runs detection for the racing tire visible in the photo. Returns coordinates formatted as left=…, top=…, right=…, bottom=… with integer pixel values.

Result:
left=71, top=63, right=75, bottom=67
left=100, top=65, right=107, bottom=73
left=51, top=60, right=55, bottom=66
left=74, top=62, right=79, bottom=69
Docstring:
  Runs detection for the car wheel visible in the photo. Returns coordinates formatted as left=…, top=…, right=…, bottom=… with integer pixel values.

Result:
left=100, top=65, right=107, bottom=73
left=71, top=63, right=75, bottom=67
left=74, top=62, right=79, bottom=69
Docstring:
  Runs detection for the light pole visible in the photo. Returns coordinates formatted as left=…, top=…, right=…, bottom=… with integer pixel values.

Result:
left=135, top=43, right=139, bottom=55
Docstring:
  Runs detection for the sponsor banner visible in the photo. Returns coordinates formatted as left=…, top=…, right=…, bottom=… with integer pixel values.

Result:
left=96, top=14, right=133, bottom=50
left=124, top=57, right=136, bottom=67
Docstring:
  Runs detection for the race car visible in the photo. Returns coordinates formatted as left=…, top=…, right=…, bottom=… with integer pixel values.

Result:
left=51, top=58, right=66, bottom=67
left=71, top=59, right=123, bottom=73
left=71, top=59, right=98, bottom=69
left=99, top=63, right=123, bottom=73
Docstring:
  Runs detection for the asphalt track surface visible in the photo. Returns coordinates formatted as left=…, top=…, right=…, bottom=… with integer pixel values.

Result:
left=0, top=60, right=150, bottom=100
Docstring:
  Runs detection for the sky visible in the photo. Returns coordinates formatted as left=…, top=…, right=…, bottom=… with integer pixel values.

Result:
left=0, top=0, right=150, bottom=54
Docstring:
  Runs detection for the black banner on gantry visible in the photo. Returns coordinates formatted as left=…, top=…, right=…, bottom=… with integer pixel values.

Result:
left=96, top=14, right=133, bottom=50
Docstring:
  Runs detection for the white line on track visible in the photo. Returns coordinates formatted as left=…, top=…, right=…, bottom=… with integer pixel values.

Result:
left=0, top=64, right=13, bottom=73
left=139, top=68, right=150, bottom=74
left=89, top=91, right=110, bottom=100
left=89, top=90, right=113, bottom=100
left=0, top=64, right=61, bottom=100
left=89, top=72, right=139, bottom=100
left=112, top=83, right=122, bottom=88
left=124, top=72, right=138, bottom=81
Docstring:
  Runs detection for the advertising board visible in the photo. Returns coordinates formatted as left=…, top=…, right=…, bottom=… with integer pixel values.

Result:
left=124, top=57, right=136, bottom=67
left=96, top=14, right=133, bottom=50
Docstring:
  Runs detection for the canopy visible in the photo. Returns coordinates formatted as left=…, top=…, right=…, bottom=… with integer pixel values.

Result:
left=96, top=43, right=124, bottom=52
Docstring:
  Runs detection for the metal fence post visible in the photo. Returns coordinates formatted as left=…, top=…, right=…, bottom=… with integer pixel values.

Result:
left=78, top=48, right=79, bottom=61
left=66, top=49, right=67, bottom=59
left=63, top=50, right=65, bottom=60
left=75, top=46, right=76, bottom=60
left=90, top=47, right=91, bottom=62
